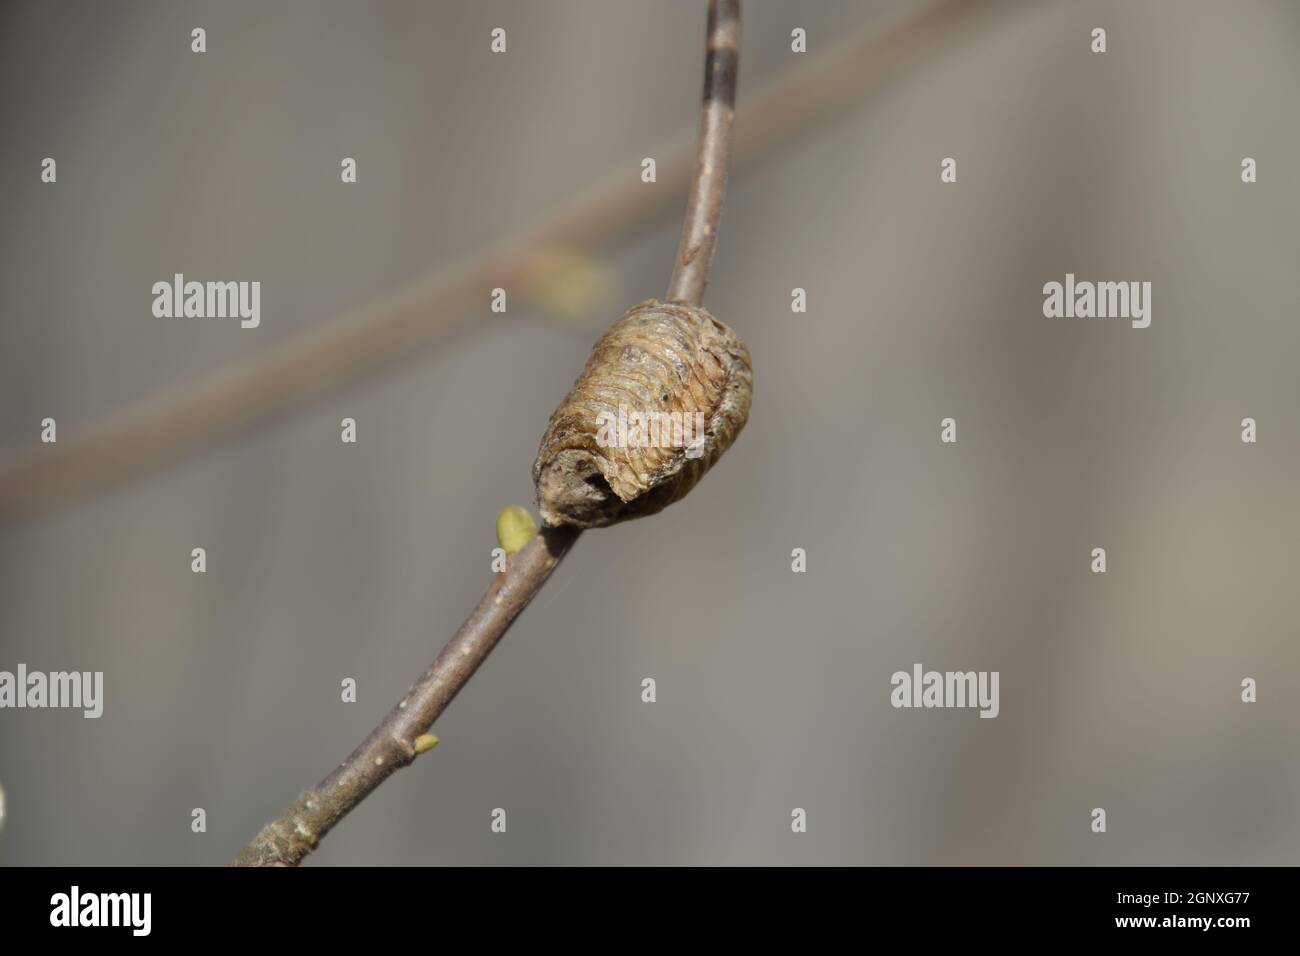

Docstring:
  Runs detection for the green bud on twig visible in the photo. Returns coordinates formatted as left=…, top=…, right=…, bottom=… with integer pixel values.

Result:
left=496, top=505, right=539, bottom=555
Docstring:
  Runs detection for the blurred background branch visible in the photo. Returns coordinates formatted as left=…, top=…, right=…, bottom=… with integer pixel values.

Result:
left=0, top=0, right=1002, bottom=527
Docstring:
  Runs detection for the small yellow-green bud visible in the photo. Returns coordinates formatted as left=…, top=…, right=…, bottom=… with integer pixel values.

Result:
left=496, top=506, right=539, bottom=555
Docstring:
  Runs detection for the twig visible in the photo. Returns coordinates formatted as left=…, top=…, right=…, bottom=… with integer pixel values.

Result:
left=667, top=0, right=739, bottom=304
left=234, top=0, right=744, bottom=867
left=232, top=524, right=580, bottom=867
left=0, top=0, right=998, bottom=527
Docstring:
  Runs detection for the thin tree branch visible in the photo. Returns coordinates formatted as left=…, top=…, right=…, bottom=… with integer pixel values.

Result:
left=0, top=0, right=1000, bottom=527
left=233, top=524, right=580, bottom=867
left=234, top=0, right=744, bottom=867
left=667, top=0, right=739, bottom=305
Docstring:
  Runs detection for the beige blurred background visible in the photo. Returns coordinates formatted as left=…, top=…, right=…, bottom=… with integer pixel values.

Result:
left=1, top=0, right=1298, bottom=865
